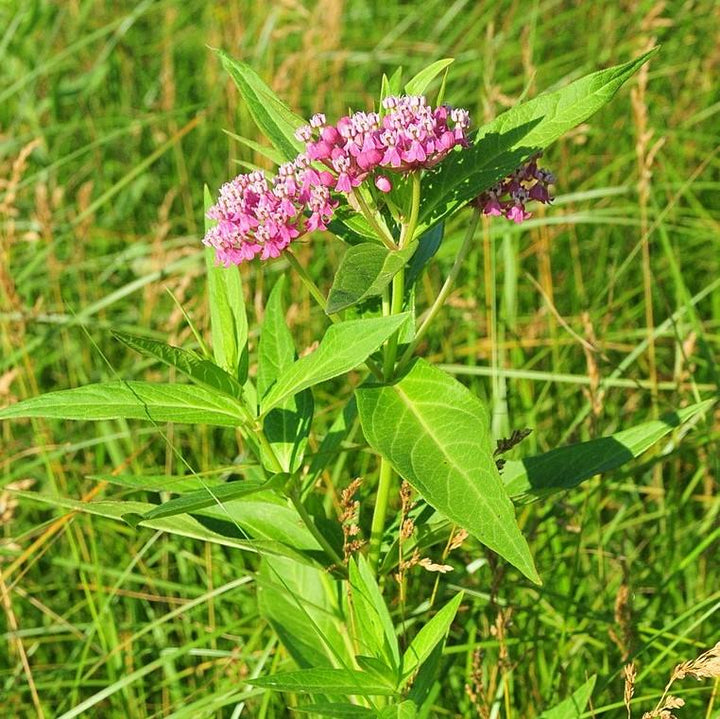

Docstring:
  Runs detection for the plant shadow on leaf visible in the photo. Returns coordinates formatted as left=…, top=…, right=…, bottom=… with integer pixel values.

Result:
left=191, top=514, right=331, bottom=566
left=420, top=120, right=542, bottom=231
left=506, top=410, right=686, bottom=502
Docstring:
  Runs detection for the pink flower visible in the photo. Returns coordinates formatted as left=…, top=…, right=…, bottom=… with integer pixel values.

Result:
left=203, top=156, right=337, bottom=266
left=294, top=95, right=472, bottom=194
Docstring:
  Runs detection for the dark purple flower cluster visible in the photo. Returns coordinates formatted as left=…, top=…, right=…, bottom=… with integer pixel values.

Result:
left=473, top=155, right=556, bottom=223
left=295, top=95, right=471, bottom=194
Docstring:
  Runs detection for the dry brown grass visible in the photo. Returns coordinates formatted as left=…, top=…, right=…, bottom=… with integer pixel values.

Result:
left=624, top=642, right=720, bottom=718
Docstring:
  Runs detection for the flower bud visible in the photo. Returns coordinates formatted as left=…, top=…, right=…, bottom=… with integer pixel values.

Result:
left=375, top=175, right=392, bottom=193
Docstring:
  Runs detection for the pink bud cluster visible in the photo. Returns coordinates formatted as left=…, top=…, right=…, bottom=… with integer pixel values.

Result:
left=473, top=155, right=556, bottom=223
left=295, top=96, right=471, bottom=194
left=203, top=156, right=337, bottom=266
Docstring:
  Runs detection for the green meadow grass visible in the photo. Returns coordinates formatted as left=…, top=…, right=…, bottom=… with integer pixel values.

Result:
left=1, top=1, right=718, bottom=716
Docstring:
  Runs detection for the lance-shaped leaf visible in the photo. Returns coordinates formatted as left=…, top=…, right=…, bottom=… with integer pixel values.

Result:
left=378, top=701, right=418, bottom=718
left=404, top=58, right=454, bottom=96
left=326, top=243, right=417, bottom=314
left=400, top=591, right=463, bottom=682
left=356, top=359, right=539, bottom=583
left=124, top=474, right=287, bottom=526
left=259, top=555, right=351, bottom=669
left=261, top=315, right=409, bottom=415
left=204, top=185, right=248, bottom=381
left=113, top=332, right=244, bottom=398
left=537, top=675, right=596, bottom=719
left=258, top=277, right=314, bottom=472
left=503, top=399, right=714, bottom=503
left=0, top=382, right=247, bottom=427
left=216, top=50, right=305, bottom=162
left=405, top=222, right=444, bottom=289
left=418, top=50, right=657, bottom=234
left=293, top=702, right=377, bottom=719
left=294, top=704, right=374, bottom=717
left=349, top=555, right=400, bottom=671
left=12, top=490, right=316, bottom=565
left=248, top=668, right=397, bottom=696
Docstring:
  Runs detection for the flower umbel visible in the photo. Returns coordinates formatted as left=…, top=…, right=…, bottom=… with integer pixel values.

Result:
left=296, top=95, right=471, bottom=194
left=473, top=154, right=556, bottom=223
left=203, top=156, right=336, bottom=266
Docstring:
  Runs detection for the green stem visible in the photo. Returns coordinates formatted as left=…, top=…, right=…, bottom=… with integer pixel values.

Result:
left=352, top=189, right=397, bottom=249
left=289, top=486, right=346, bottom=573
left=285, top=249, right=330, bottom=315
left=382, top=172, right=420, bottom=379
left=248, top=405, right=346, bottom=572
left=368, top=174, right=422, bottom=574
left=404, top=172, right=422, bottom=247
left=382, top=267, right=405, bottom=378
left=397, top=210, right=480, bottom=372
left=369, top=456, right=394, bottom=573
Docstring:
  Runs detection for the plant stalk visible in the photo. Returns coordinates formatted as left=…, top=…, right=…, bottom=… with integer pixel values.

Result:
left=368, top=173, right=422, bottom=574
left=289, top=488, right=346, bottom=573
left=251, top=413, right=346, bottom=573
left=397, top=209, right=480, bottom=372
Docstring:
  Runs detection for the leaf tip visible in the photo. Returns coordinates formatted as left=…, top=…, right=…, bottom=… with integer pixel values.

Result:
left=121, top=512, right=144, bottom=529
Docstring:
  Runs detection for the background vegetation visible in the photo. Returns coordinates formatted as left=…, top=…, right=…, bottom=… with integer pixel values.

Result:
left=1, top=0, right=718, bottom=716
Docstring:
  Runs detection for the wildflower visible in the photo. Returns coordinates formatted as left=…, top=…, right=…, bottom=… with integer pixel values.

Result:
left=203, top=155, right=337, bottom=265
left=294, top=95, right=471, bottom=194
left=472, top=155, right=556, bottom=223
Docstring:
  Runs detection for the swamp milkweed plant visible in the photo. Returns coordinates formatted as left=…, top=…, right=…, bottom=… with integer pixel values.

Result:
left=4, top=47, right=713, bottom=716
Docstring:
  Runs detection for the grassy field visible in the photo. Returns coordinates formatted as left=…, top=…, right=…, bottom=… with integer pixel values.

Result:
left=1, top=0, right=719, bottom=716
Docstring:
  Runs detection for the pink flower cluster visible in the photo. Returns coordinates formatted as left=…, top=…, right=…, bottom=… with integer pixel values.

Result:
left=473, top=155, right=556, bottom=223
left=203, top=156, right=336, bottom=266
left=295, top=95, right=471, bottom=194
left=203, top=95, right=472, bottom=265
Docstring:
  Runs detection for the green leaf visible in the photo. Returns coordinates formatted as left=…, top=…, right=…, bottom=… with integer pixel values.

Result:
left=258, top=277, right=295, bottom=399
left=378, top=701, right=418, bottom=719
left=307, top=398, right=358, bottom=483
left=356, top=359, right=539, bottom=582
left=406, top=642, right=443, bottom=708
left=261, top=315, right=410, bottom=415
left=294, top=704, right=374, bottom=717
left=113, top=332, right=243, bottom=398
left=204, top=493, right=321, bottom=552
left=381, top=67, right=404, bottom=105
left=223, top=129, right=286, bottom=165
left=258, top=555, right=352, bottom=669
left=349, top=556, right=400, bottom=671
left=204, top=185, right=249, bottom=380
left=88, top=472, right=232, bottom=494
left=124, top=475, right=286, bottom=526
left=216, top=49, right=304, bottom=162
left=401, top=591, right=463, bottom=683
left=405, top=223, right=444, bottom=289
left=404, top=58, right=454, bottom=96
left=503, top=399, right=714, bottom=503
left=0, top=382, right=246, bottom=427
left=355, top=655, right=397, bottom=686
left=326, top=243, right=417, bottom=314
left=12, top=490, right=315, bottom=565
left=537, top=676, right=596, bottom=718
left=418, top=50, right=657, bottom=234
left=249, top=668, right=396, bottom=696
left=258, top=276, right=313, bottom=472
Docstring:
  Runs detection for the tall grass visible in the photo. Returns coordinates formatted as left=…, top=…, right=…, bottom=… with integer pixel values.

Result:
left=1, top=1, right=718, bottom=716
